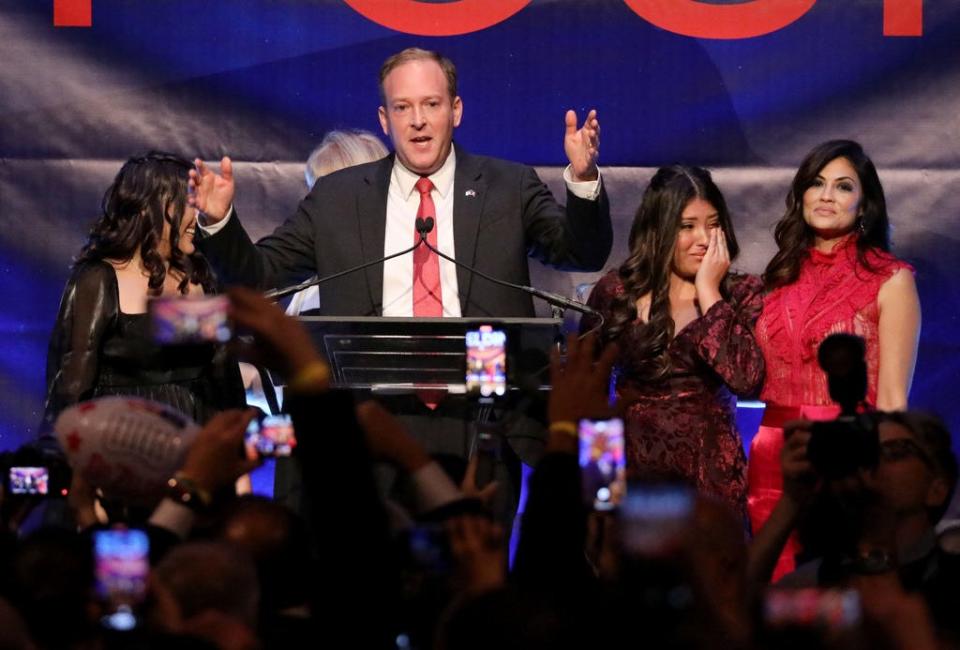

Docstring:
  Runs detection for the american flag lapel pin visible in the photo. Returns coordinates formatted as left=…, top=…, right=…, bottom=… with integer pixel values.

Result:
left=465, top=189, right=477, bottom=197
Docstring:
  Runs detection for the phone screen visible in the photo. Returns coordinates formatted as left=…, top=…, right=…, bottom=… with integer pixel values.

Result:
left=620, top=484, right=694, bottom=556
left=94, top=529, right=150, bottom=631
left=764, top=588, right=862, bottom=629
left=406, top=524, right=450, bottom=572
left=578, top=418, right=626, bottom=511
left=245, top=413, right=297, bottom=457
left=149, top=295, right=231, bottom=345
left=465, top=326, right=507, bottom=398
left=8, top=466, right=49, bottom=495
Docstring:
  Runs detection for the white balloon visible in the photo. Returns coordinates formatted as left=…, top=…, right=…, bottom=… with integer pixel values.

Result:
left=55, top=396, right=199, bottom=507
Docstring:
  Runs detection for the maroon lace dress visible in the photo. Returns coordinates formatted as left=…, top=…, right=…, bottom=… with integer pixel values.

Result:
left=749, top=236, right=912, bottom=580
left=583, top=272, right=765, bottom=520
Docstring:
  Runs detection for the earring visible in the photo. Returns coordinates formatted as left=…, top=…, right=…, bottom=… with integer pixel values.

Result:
left=857, top=216, right=866, bottom=234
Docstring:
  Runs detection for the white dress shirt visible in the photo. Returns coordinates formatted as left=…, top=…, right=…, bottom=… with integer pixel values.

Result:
left=382, top=150, right=601, bottom=316
left=382, top=149, right=460, bottom=317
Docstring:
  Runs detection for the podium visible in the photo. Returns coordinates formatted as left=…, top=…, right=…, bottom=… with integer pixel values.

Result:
left=295, top=316, right=563, bottom=394
left=272, top=316, right=563, bottom=525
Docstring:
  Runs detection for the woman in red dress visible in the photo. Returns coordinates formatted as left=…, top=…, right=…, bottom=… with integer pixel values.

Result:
left=748, top=140, right=921, bottom=580
left=582, top=166, right=764, bottom=521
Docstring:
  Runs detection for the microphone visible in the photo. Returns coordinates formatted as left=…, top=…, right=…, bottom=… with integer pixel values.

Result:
left=415, top=216, right=434, bottom=240
left=414, top=217, right=600, bottom=318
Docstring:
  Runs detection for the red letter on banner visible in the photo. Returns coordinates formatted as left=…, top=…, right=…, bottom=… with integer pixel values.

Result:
left=623, top=0, right=816, bottom=40
left=884, top=0, right=922, bottom=36
left=345, top=0, right=530, bottom=36
left=54, top=0, right=92, bottom=27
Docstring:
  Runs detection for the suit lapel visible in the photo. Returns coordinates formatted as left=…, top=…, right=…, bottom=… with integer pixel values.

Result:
left=452, top=145, right=485, bottom=315
left=357, top=156, right=393, bottom=316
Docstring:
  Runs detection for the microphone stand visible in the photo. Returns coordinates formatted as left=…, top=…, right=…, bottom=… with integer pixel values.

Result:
left=265, top=215, right=603, bottom=364
left=413, top=217, right=603, bottom=323
left=263, top=239, right=425, bottom=301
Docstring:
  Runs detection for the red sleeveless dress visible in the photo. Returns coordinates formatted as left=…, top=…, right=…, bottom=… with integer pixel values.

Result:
left=749, top=236, right=912, bottom=580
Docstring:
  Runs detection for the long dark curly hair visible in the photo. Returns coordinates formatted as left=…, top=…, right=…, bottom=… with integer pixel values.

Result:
left=75, top=152, right=215, bottom=295
left=603, top=165, right=740, bottom=380
left=764, top=140, right=890, bottom=290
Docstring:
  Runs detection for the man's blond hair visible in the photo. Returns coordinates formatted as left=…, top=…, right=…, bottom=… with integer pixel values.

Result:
left=378, top=47, right=458, bottom=103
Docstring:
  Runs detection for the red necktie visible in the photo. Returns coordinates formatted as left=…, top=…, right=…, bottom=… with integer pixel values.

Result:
left=413, top=177, right=442, bottom=317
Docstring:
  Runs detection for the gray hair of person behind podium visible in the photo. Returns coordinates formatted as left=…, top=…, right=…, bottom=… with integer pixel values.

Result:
left=304, top=129, right=389, bottom=188
left=288, top=130, right=390, bottom=316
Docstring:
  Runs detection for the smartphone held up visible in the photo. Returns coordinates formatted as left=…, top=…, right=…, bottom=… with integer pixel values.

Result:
left=7, top=466, right=49, bottom=495
left=94, top=528, right=150, bottom=632
left=465, top=326, right=507, bottom=398
left=149, top=295, right=231, bottom=345
left=2, top=456, right=71, bottom=498
left=578, top=418, right=626, bottom=511
left=244, top=413, right=297, bottom=458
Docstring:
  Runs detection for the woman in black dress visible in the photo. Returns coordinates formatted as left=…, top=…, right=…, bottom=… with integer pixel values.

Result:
left=43, top=152, right=244, bottom=430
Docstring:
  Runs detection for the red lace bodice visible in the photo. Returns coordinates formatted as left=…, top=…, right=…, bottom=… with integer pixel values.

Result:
left=756, top=237, right=912, bottom=408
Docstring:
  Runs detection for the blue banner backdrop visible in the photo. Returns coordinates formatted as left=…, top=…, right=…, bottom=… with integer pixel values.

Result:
left=1, top=1, right=958, bottom=459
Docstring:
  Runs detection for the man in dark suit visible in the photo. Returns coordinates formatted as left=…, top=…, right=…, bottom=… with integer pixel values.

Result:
left=190, top=47, right=610, bottom=312
left=190, top=47, right=611, bottom=521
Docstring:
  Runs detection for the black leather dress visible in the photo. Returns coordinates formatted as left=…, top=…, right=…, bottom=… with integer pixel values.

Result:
left=42, top=260, right=245, bottom=431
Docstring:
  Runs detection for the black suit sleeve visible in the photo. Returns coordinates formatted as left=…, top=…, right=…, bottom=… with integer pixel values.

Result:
left=521, top=167, right=612, bottom=272
left=197, top=196, right=320, bottom=291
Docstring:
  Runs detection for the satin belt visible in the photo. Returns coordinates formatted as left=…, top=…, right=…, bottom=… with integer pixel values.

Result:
left=760, top=403, right=840, bottom=429
left=759, top=403, right=840, bottom=428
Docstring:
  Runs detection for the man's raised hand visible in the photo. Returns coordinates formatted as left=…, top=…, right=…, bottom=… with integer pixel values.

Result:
left=564, top=109, right=600, bottom=182
left=188, top=156, right=235, bottom=223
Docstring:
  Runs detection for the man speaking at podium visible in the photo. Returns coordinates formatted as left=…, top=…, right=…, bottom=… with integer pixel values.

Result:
left=190, top=47, right=611, bottom=519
